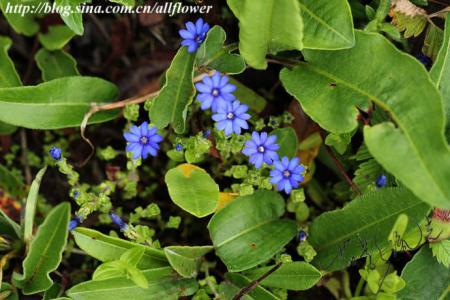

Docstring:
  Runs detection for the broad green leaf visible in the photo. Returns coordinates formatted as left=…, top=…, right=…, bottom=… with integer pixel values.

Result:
left=308, top=188, right=430, bottom=271
left=397, top=246, right=450, bottom=300
left=120, top=247, right=146, bottom=267
left=196, top=25, right=246, bottom=74
left=0, top=0, right=39, bottom=36
left=38, top=25, right=76, bottom=50
left=0, top=122, right=16, bottom=134
left=245, top=262, right=321, bottom=291
left=299, top=0, right=355, bottom=49
left=430, top=15, right=450, bottom=130
left=163, top=245, right=213, bottom=278
left=208, top=190, right=297, bottom=272
left=67, top=267, right=198, bottom=300
left=0, top=76, right=119, bottom=129
left=92, top=260, right=128, bottom=281
left=272, top=128, right=298, bottom=158
left=149, top=47, right=195, bottom=133
left=0, top=36, right=22, bottom=87
left=23, top=166, right=47, bottom=243
left=35, top=49, right=80, bottom=81
left=165, top=164, right=219, bottom=218
left=280, top=30, right=450, bottom=209
left=0, top=164, right=26, bottom=198
left=72, top=227, right=168, bottom=269
left=56, top=0, right=86, bottom=35
left=13, top=202, right=70, bottom=294
left=226, top=0, right=303, bottom=69
left=223, top=273, right=280, bottom=300
left=229, top=78, right=266, bottom=113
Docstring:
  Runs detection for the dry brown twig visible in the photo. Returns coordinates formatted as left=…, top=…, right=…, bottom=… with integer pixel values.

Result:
left=79, top=70, right=215, bottom=166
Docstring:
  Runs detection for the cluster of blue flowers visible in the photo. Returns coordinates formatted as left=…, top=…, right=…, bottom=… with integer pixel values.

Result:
left=242, top=131, right=305, bottom=194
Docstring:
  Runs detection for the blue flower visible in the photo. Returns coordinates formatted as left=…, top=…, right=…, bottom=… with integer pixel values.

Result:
left=270, top=157, right=305, bottom=194
left=49, top=146, right=62, bottom=161
left=124, top=121, right=163, bottom=160
left=176, top=143, right=183, bottom=151
left=179, top=18, right=210, bottom=53
left=110, top=213, right=128, bottom=231
left=68, top=216, right=82, bottom=231
left=376, top=174, right=387, bottom=188
left=195, top=72, right=236, bottom=112
left=297, top=230, right=308, bottom=242
left=212, top=100, right=250, bottom=136
left=242, top=131, right=279, bottom=169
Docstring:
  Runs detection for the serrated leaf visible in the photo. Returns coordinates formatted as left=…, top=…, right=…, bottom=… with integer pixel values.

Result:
left=165, top=164, right=219, bottom=218
left=353, top=159, right=383, bottom=192
left=272, top=127, right=298, bottom=158
left=72, top=227, right=168, bottom=269
left=208, top=190, right=297, bottom=272
left=392, top=11, right=427, bottom=38
left=245, top=262, right=321, bottom=291
left=308, top=188, right=430, bottom=271
left=164, top=245, right=213, bottom=278
left=299, top=0, right=355, bottom=49
left=38, top=25, right=76, bottom=50
left=0, top=76, right=119, bottom=129
left=35, top=49, right=80, bottom=82
left=398, top=246, right=450, bottom=300
left=0, top=0, right=39, bottom=36
left=280, top=30, right=450, bottom=209
left=226, top=0, right=303, bottom=69
left=196, top=25, right=246, bottom=75
left=24, top=166, right=47, bottom=243
left=67, top=267, right=198, bottom=300
left=430, top=240, right=450, bottom=268
left=13, top=202, right=70, bottom=294
left=149, top=47, right=195, bottom=133
left=430, top=15, right=450, bottom=132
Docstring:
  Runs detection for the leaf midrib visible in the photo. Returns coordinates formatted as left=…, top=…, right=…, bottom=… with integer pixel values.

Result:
left=304, top=63, right=448, bottom=203
left=215, top=219, right=275, bottom=248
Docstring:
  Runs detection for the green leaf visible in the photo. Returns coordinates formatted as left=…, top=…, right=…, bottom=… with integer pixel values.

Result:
left=165, top=164, right=219, bottom=218
left=0, top=282, right=18, bottom=300
left=0, top=209, right=22, bottom=239
left=208, top=190, right=297, bottom=272
left=229, top=78, right=266, bottom=113
left=0, top=164, right=26, bottom=198
left=430, top=240, right=450, bottom=268
left=325, top=132, right=353, bottom=155
left=120, top=247, right=146, bottom=267
left=35, top=49, right=80, bottom=82
left=196, top=25, right=246, bottom=75
left=163, top=245, right=213, bottom=278
left=398, top=246, right=450, bottom=300
left=56, top=0, right=87, bottom=35
left=223, top=273, right=280, bottom=300
left=23, top=166, right=47, bottom=243
left=430, top=15, right=450, bottom=131
left=272, top=128, right=298, bottom=158
left=92, top=260, right=128, bottom=281
left=67, top=267, right=198, bottom=300
left=0, top=76, right=119, bottom=129
left=0, top=122, right=16, bottom=135
left=0, top=36, right=22, bottom=88
left=109, top=0, right=135, bottom=6
left=149, top=47, right=195, bottom=133
left=72, top=227, right=168, bottom=269
left=0, top=0, right=39, bottom=36
left=126, top=266, right=148, bottom=289
left=245, top=262, right=321, bottom=291
left=13, top=202, right=70, bottom=294
left=226, top=0, right=303, bottom=69
left=280, top=30, right=450, bottom=209
left=308, top=188, right=430, bottom=271
left=422, top=24, right=444, bottom=61
left=38, top=25, right=76, bottom=50
left=299, top=0, right=355, bottom=49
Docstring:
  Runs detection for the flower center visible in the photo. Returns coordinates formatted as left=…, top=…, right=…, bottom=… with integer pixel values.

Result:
left=227, top=112, right=234, bottom=120
left=140, top=136, right=149, bottom=145
left=211, top=88, right=220, bottom=97
left=194, top=34, right=202, bottom=42
left=283, top=170, right=291, bottom=178
left=257, top=146, right=265, bottom=153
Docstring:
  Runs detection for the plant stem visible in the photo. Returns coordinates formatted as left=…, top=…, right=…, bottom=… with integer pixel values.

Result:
left=354, top=276, right=365, bottom=297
